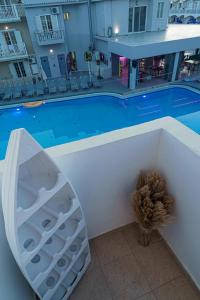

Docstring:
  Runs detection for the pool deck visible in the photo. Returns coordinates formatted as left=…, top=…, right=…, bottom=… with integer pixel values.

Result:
left=1, top=77, right=200, bottom=108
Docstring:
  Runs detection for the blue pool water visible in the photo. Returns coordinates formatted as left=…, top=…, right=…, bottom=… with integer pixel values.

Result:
left=1, top=86, right=200, bottom=160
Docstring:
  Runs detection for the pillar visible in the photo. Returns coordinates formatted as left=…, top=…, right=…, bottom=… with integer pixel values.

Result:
left=172, top=52, right=180, bottom=82
left=129, top=60, right=137, bottom=90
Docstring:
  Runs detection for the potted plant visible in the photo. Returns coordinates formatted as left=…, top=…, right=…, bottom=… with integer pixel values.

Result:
left=133, top=170, right=174, bottom=246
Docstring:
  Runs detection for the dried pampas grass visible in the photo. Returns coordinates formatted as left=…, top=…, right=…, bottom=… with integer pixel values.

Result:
left=133, top=170, right=174, bottom=246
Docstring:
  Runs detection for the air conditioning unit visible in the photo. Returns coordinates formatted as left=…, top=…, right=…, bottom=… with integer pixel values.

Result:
left=51, top=7, right=59, bottom=14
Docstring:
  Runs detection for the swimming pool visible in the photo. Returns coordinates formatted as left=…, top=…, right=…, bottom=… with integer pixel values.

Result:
left=1, top=86, right=200, bottom=160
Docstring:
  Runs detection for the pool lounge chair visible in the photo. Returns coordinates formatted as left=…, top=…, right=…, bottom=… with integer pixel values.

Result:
left=47, top=80, right=57, bottom=94
left=58, top=78, right=67, bottom=93
left=70, top=77, right=79, bottom=91
left=92, top=77, right=102, bottom=88
left=25, top=84, right=35, bottom=97
left=3, top=89, right=12, bottom=101
left=36, top=82, right=45, bottom=96
left=13, top=86, right=22, bottom=99
left=80, top=76, right=89, bottom=89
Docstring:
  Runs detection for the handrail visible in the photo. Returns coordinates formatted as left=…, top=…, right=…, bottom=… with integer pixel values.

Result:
left=35, top=30, right=64, bottom=42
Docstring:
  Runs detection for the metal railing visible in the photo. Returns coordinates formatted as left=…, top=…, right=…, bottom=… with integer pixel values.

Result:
left=0, top=43, right=28, bottom=62
left=136, top=71, right=174, bottom=88
left=0, top=4, right=24, bottom=22
left=35, top=30, right=64, bottom=45
left=170, top=8, right=200, bottom=14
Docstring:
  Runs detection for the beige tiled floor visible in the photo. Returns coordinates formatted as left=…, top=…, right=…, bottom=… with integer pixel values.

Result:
left=70, top=223, right=200, bottom=300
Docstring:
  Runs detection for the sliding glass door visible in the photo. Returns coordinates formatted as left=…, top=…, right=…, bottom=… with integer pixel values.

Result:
left=134, top=6, right=147, bottom=32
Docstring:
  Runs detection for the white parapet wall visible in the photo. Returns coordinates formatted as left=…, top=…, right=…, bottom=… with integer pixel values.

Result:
left=46, top=116, right=200, bottom=290
left=0, top=116, right=200, bottom=292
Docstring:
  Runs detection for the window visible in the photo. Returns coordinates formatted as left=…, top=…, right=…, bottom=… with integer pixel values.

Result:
left=4, top=31, right=17, bottom=45
left=157, top=2, right=164, bottom=18
left=128, top=7, right=133, bottom=32
left=13, top=62, right=27, bottom=78
left=134, top=6, right=147, bottom=32
left=128, top=5, right=147, bottom=32
left=40, top=15, right=53, bottom=31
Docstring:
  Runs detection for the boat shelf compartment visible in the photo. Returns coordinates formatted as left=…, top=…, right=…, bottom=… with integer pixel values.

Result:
left=17, top=151, right=59, bottom=210
left=19, top=222, right=42, bottom=253
left=26, top=250, right=52, bottom=281
left=56, top=208, right=82, bottom=241
left=50, top=284, right=67, bottom=300
left=72, top=247, right=89, bottom=273
left=45, top=183, right=74, bottom=217
left=38, top=270, right=60, bottom=298
left=43, top=235, right=65, bottom=257
left=67, top=229, right=86, bottom=258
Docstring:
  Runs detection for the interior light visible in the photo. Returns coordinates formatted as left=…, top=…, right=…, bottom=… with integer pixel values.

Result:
left=114, top=26, right=119, bottom=35
left=64, top=12, right=70, bottom=21
left=49, top=49, right=54, bottom=54
left=5, top=26, right=9, bottom=30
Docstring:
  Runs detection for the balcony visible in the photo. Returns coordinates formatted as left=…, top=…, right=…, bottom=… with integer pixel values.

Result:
left=35, top=30, right=64, bottom=46
left=170, top=8, right=200, bottom=15
left=0, top=4, right=24, bottom=23
left=0, top=43, right=28, bottom=62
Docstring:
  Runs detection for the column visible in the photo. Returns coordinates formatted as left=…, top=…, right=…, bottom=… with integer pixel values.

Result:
left=172, top=52, right=180, bottom=82
left=129, top=60, right=137, bottom=90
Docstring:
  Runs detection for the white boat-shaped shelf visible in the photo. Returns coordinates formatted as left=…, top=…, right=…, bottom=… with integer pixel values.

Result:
left=2, top=129, right=91, bottom=300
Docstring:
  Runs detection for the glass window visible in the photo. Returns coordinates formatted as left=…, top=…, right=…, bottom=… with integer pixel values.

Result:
left=134, top=6, right=147, bottom=32
left=40, top=15, right=53, bottom=32
left=14, top=62, right=27, bottom=78
left=128, top=7, right=133, bottom=32
left=157, top=2, right=164, bottom=18
left=4, top=31, right=17, bottom=45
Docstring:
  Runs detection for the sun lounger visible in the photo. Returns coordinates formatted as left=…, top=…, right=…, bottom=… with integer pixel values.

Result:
left=25, top=84, right=35, bottom=97
left=36, top=82, right=44, bottom=96
left=80, top=76, right=89, bottom=89
left=47, top=80, right=57, bottom=94
left=70, top=77, right=79, bottom=91
left=13, top=86, right=22, bottom=99
left=3, top=89, right=12, bottom=101
left=58, top=78, right=67, bottom=93
left=92, top=77, right=102, bottom=88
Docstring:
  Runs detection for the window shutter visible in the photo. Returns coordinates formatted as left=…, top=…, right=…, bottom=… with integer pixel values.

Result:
left=14, top=31, right=23, bottom=45
left=35, top=16, right=43, bottom=31
left=51, top=15, right=59, bottom=31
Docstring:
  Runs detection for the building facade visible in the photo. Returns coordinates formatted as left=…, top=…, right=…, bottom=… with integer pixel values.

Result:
left=4, top=0, right=198, bottom=90
left=0, top=0, right=39, bottom=80
left=24, top=0, right=91, bottom=79
left=169, top=0, right=200, bottom=23
left=22, top=0, right=170, bottom=81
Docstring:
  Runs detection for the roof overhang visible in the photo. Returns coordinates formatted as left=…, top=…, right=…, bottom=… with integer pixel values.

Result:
left=96, top=25, right=200, bottom=59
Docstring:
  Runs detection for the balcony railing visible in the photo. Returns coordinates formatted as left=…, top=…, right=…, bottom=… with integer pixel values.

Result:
left=170, top=8, right=200, bottom=14
left=35, top=30, right=64, bottom=46
left=0, top=4, right=24, bottom=23
left=0, top=43, right=28, bottom=62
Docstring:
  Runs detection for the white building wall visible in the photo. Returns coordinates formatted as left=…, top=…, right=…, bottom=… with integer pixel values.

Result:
left=25, top=6, right=67, bottom=77
left=52, top=129, right=161, bottom=238
left=151, top=0, right=170, bottom=31
left=93, top=0, right=129, bottom=36
left=63, top=3, right=90, bottom=70
left=156, top=129, right=200, bottom=289
left=44, top=116, right=200, bottom=289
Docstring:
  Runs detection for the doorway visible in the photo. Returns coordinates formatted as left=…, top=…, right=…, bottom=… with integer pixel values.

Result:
left=40, top=56, right=51, bottom=78
left=119, top=56, right=129, bottom=87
